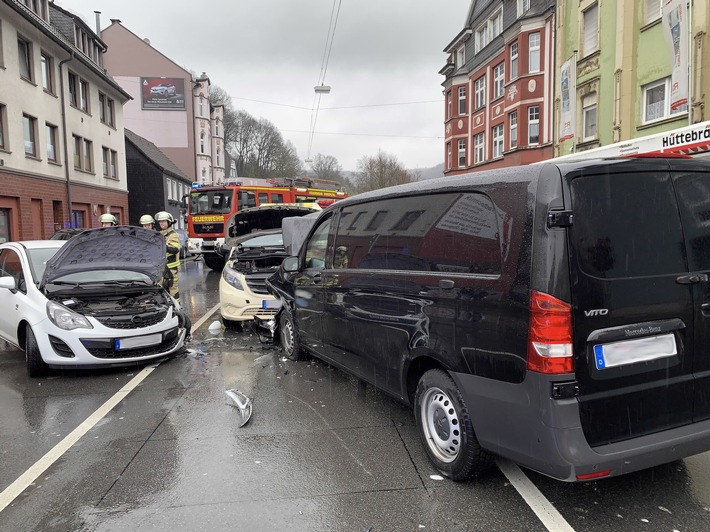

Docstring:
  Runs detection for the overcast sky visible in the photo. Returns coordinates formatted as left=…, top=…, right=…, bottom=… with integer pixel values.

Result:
left=57, top=1, right=471, bottom=172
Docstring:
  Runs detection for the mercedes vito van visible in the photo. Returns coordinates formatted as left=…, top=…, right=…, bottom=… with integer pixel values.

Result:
left=266, top=157, right=710, bottom=482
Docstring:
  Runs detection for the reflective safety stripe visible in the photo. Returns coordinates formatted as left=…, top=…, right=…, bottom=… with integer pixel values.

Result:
left=166, top=259, right=180, bottom=269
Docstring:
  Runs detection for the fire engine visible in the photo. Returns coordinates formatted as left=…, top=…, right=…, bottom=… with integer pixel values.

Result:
left=185, top=177, right=348, bottom=270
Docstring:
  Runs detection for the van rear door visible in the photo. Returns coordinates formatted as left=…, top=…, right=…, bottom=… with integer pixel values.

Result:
left=565, top=160, right=695, bottom=447
left=671, top=161, right=710, bottom=422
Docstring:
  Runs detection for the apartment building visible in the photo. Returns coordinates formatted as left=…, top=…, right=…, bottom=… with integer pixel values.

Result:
left=441, top=0, right=555, bottom=175
left=0, top=0, right=131, bottom=242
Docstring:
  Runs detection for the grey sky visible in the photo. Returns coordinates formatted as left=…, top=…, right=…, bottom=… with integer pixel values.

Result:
left=58, top=1, right=471, bottom=171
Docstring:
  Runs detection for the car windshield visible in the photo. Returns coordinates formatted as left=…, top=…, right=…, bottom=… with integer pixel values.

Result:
left=26, top=247, right=61, bottom=283
left=240, top=233, right=283, bottom=248
left=189, top=190, right=233, bottom=214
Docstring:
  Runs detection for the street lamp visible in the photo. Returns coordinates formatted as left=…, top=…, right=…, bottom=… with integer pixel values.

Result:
left=314, top=85, right=331, bottom=94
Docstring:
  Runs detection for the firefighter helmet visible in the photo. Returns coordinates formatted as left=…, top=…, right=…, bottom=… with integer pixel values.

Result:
left=139, top=214, right=155, bottom=225
left=99, top=213, right=117, bottom=225
left=155, top=211, right=174, bottom=224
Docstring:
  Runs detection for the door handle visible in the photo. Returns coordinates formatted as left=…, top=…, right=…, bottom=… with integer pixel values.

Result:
left=676, top=274, right=708, bottom=285
left=312, top=273, right=322, bottom=284
left=439, top=279, right=455, bottom=289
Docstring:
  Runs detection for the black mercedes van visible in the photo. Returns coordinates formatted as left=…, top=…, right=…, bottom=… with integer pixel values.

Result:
left=266, top=156, right=710, bottom=482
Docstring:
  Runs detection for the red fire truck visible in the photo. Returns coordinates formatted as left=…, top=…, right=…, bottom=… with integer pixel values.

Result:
left=185, top=177, right=348, bottom=270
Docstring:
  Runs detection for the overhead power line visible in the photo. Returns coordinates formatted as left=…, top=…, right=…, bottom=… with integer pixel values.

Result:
left=231, top=96, right=443, bottom=110
left=281, top=129, right=443, bottom=140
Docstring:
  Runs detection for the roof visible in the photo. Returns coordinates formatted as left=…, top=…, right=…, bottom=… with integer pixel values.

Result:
left=124, top=129, right=190, bottom=182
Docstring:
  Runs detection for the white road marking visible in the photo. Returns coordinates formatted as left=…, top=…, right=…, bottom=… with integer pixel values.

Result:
left=0, top=303, right=220, bottom=514
left=496, top=458, right=576, bottom=532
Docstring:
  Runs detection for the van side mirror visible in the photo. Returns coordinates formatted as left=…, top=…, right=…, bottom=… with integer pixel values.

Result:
left=282, top=256, right=299, bottom=273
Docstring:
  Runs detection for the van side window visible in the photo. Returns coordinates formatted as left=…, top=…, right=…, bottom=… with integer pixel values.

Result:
left=334, top=193, right=502, bottom=274
left=673, top=172, right=710, bottom=271
left=304, top=217, right=331, bottom=269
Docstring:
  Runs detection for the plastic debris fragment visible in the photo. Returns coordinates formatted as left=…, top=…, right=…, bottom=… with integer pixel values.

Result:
left=225, top=389, right=253, bottom=427
left=208, top=320, right=222, bottom=334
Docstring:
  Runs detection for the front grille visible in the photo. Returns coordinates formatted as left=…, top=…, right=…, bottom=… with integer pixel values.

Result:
left=194, top=223, right=224, bottom=234
left=81, top=328, right=180, bottom=359
left=94, top=310, right=168, bottom=329
left=245, top=273, right=271, bottom=295
left=49, top=335, right=75, bottom=358
left=254, top=308, right=279, bottom=318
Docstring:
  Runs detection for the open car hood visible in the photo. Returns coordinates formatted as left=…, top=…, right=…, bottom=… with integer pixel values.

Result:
left=41, top=226, right=167, bottom=288
left=224, top=205, right=319, bottom=248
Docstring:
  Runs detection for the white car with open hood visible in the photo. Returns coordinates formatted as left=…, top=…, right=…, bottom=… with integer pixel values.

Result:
left=0, top=226, right=191, bottom=377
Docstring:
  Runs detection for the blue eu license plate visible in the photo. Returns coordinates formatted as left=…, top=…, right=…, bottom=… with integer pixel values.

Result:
left=261, top=299, right=282, bottom=309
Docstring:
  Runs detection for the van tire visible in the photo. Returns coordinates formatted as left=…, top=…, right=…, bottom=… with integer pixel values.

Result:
left=279, top=310, right=304, bottom=361
left=26, top=325, right=49, bottom=378
left=414, top=369, right=492, bottom=480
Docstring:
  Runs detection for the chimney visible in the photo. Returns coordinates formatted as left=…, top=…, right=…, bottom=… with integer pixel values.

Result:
left=94, top=11, right=101, bottom=34
left=110, top=18, right=121, bottom=25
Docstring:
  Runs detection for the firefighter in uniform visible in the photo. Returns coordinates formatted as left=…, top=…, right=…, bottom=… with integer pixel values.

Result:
left=155, top=211, right=181, bottom=301
left=99, top=213, right=117, bottom=227
left=139, top=214, right=155, bottom=230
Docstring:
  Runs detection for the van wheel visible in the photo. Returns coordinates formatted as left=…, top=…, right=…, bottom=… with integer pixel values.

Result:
left=279, top=310, right=304, bottom=361
left=26, top=325, right=49, bottom=378
left=414, top=369, right=492, bottom=481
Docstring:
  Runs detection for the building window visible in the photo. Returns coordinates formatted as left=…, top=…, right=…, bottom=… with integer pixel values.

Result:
left=0, top=20, right=4, bottom=68
left=509, top=111, right=518, bottom=149
left=493, top=63, right=505, bottom=99
left=582, top=3, right=599, bottom=57
left=217, top=147, right=220, bottom=166
left=475, top=76, right=486, bottom=109
left=200, top=132, right=205, bottom=153
left=529, top=33, right=540, bottom=73
left=110, top=150, right=117, bottom=179
left=46, top=123, right=58, bottom=162
left=582, top=93, right=597, bottom=141
left=456, top=45, right=465, bottom=69
left=645, top=0, right=661, bottom=24
left=98, top=93, right=115, bottom=126
left=643, top=77, right=687, bottom=123
left=518, top=0, right=530, bottom=17
left=447, top=142, right=452, bottom=169
left=0, top=104, right=6, bottom=150
left=492, top=124, right=504, bottom=158
left=41, top=51, right=53, bottom=93
left=23, top=114, right=37, bottom=156
left=458, top=139, right=466, bottom=167
left=474, top=132, right=485, bottom=164
left=458, top=86, right=466, bottom=115
left=79, top=79, right=89, bottom=112
left=447, top=90, right=452, bottom=119
left=528, top=106, right=540, bottom=144
left=73, top=135, right=93, bottom=171
left=475, top=8, right=503, bottom=53
left=510, top=42, right=519, bottom=80
left=68, top=72, right=78, bottom=107
left=18, top=37, right=33, bottom=82
left=215, top=122, right=220, bottom=136
left=199, top=97, right=204, bottom=116
left=102, top=147, right=109, bottom=177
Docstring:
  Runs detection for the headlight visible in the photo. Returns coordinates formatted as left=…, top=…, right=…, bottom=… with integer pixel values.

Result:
left=222, top=265, right=244, bottom=290
left=46, top=301, right=93, bottom=330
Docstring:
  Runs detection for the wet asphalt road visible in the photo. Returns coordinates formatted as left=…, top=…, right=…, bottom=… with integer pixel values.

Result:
left=1, top=257, right=709, bottom=531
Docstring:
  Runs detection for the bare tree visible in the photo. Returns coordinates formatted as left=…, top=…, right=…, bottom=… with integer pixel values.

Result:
left=309, top=153, right=342, bottom=184
left=230, top=111, right=258, bottom=177
left=353, top=151, right=414, bottom=193
left=208, top=85, right=237, bottom=147
left=271, top=140, right=303, bottom=177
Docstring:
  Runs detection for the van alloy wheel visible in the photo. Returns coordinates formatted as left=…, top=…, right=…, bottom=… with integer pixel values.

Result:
left=414, top=369, right=492, bottom=480
left=279, top=310, right=304, bottom=361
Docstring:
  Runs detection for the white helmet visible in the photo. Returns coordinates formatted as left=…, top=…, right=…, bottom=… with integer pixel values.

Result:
left=155, top=211, right=174, bottom=224
left=139, top=214, right=155, bottom=225
left=99, top=213, right=117, bottom=225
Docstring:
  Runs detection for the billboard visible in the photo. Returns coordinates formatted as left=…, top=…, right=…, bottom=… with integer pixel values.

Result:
left=141, top=77, right=186, bottom=110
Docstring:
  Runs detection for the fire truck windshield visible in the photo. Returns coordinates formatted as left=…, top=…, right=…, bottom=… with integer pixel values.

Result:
left=189, top=190, right=233, bottom=215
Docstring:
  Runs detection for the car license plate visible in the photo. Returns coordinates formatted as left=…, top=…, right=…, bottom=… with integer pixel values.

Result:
left=594, top=333, right=677, bottom=370
left=115, top=333, right=162, bottom=350
left=262, top=299, right=282, bottom=309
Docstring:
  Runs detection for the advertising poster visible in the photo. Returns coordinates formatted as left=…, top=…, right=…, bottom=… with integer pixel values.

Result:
left=141, top=77, right=186, bottom=110
left=559, top=57, right=575, bottom=142
left=662, top=0, right=689, bottom=111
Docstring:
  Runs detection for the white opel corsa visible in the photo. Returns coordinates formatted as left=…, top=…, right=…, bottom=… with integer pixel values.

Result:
left=0, top=226, right=190, bottom=377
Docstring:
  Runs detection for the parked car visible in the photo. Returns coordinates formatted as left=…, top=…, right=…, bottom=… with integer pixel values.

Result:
left=150, top=83, right=176, bottom=97
left=49, top=228, right=85, bottom=240
left=265, top=156, right=710, bottom=483
left=0, top=226, right=191, bottom=377
left=174, top=227, right=189, bottom=259
left=219, top=205, right=319, bottom=328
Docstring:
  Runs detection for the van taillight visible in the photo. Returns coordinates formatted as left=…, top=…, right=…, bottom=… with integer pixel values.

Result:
left=527, top=291, right=574, bottom=374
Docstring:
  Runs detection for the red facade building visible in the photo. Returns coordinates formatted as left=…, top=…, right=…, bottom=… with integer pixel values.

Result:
left=441, top=0, right=555, bottom=175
